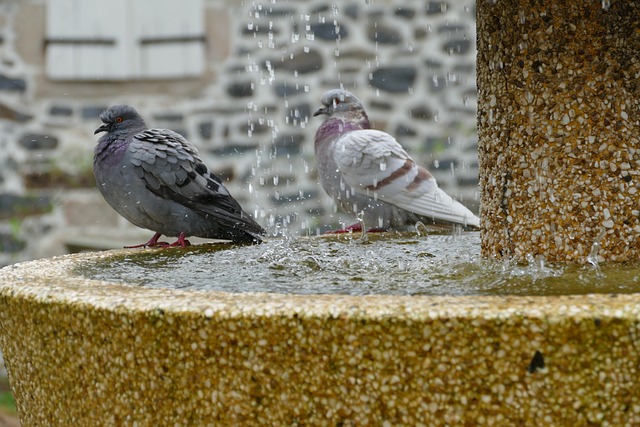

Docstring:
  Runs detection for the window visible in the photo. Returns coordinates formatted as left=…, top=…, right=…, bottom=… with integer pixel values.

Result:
left=46, top=0, right=205, bottom=80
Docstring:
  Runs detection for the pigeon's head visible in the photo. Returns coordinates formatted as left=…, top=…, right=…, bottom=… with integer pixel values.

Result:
left=313, top=89, right=366, bottom=120
left=95, top=105, right=146, bottom=135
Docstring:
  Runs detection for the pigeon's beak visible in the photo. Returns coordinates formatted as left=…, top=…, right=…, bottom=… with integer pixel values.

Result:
left=313, top=107, right=328, bottom=117
left=94, top=123, right=109, bottom=135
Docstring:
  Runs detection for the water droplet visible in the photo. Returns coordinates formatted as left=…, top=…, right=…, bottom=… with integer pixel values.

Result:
left=415, top=222, right=429, bottom=237
left=587, top=228, right=606, bottom=271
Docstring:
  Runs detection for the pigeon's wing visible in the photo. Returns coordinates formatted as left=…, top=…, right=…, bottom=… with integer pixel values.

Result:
left=333, top=129, right=479, bottom=227
left=129, top=128, right=265, bottom=238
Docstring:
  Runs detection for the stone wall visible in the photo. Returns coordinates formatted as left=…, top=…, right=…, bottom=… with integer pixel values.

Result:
left=0, top=0, right=478, bottom=266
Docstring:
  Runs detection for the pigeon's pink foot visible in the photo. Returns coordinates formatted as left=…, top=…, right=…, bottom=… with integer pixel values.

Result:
left=124, top=232, right=171, bottom=248
left=326, top=224, right=388, bottom=234
left=168, top=232, right=191, bottom=247
left=365, top=227, right=387, bottom=233
left=326, top=223, right=362, bottom=234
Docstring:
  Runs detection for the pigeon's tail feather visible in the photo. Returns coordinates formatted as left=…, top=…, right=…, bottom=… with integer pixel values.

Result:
left=231, top=222, right=265, bottom=244
left=231, top=229, right=264, bottom=244
left=397, top=187, right=480, bottom=229
left=219, top=212, right=265, bottom=244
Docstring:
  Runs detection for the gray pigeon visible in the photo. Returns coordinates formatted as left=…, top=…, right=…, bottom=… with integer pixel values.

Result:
left=313, top=89, right=480, bottom=232
left=94, top=105, right=264, bottom=247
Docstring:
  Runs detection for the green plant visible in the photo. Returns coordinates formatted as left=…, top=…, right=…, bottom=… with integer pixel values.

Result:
left=0, top=377, right=16, bottom=415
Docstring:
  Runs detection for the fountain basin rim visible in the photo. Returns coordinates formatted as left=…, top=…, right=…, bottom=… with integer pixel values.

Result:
left=0, top=249, right=638, bottom=320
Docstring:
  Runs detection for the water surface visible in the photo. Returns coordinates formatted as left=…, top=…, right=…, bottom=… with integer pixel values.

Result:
left=76, top=232, right=640, bottom=296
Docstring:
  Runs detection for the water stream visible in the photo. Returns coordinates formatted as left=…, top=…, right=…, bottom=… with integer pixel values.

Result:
left=76, top=232, right=640, bottom=296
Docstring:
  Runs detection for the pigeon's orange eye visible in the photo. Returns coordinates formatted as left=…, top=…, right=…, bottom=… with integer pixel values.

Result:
left=115, top=116, right=123, bottom=123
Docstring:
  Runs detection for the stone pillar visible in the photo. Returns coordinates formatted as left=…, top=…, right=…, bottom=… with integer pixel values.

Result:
left=477, top=0, right=640, bottom=262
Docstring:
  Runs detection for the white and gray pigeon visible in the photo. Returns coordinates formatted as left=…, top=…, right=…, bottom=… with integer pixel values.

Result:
left=313, top=89, right=480, bottom=232
left=93, top=105, right=265, bottom=247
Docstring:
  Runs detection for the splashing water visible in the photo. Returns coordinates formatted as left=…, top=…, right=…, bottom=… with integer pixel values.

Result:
left=76, top=232, right=640, bottom=297
left=355, top=211, right=368, bottom=242
left=586, top=228, right=606, bottom=278
left=588, top=228, right=606, bottom=263
left=415, top=221, right=429, bottom=237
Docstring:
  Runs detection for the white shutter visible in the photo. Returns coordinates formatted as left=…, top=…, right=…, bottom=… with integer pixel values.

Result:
left=46, top=0, right=129, bottom=80
left=135, top=0, right=205, bottom=79
left=46, top=0, right=205, bottom=80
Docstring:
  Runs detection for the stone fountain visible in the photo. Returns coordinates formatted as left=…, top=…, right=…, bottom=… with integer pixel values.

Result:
left=1, top=1, right=640, bottom=425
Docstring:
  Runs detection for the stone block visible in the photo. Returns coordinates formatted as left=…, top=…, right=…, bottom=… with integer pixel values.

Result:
left=426, top=1, right=449, bottom=15
left=273, top=133, right=304, bottom=155
left=18, top=133, right=59, bottom=150
left=344, top=4, right=360, bottom=20
left=152, top=113, right=184, bottom=122
left=198, top=121, right=213, bottom=140
left=0, top=193, right=52, bottom=220
left=0, top=102, right=32, bottom=122
left=367, top=23, right=402, bottom=44
left=49, top=105, right=73, bottom=117
left=394, top=7, right=416, bottom=19
left=395, top=124, right=418, bottom=137
left=457, top=175, right=479, bottom=187
left=242, top=23, right=282, bottom=36
left=227, top=81, right=254, bottom=98
left=437, top=23, right=468, bottom=35
left=442, top=39, right=472, bottom=55
left=427, top=74, right=447, bottom=92
left=369, top=100, right=393, bottom=111
left=431, top=157, right=458, bottom=171
left=81, top=106, right=108, bottom=120
left=274, top=82, right=307, bottom=98
left=370, top=67, right=416, bottom=93
left=310, top=22, right=349, bottom=41
left=271, top=189, right=319, bottom=205
left=261, top=7, right=295, bottom=17
left=285, top=103, right=311, bottom=124
left=240, top=120, right=270, bottom=136
left=410, top=105, right=435, bottom=120
left=0, top=75, right=26, bottom=93
left=270, top=49, right=323, bottom=75
left=211, top=144, right=258, bottom=157
left=0, top=232, right=25, bottom=254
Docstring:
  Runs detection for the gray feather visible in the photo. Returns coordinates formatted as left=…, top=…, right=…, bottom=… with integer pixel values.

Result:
left=313, top=89, right=480, bottom=230
left=94, top=104, right=264, bottom=244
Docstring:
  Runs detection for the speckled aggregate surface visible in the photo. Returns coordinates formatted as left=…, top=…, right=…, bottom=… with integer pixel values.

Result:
left=0, top=250, right=639, bottom=426
left=478, top=0, right=640, bottom=262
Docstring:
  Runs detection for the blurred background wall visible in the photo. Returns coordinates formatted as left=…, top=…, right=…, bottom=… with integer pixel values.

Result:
left=0, top=0, right=478, bottom=266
